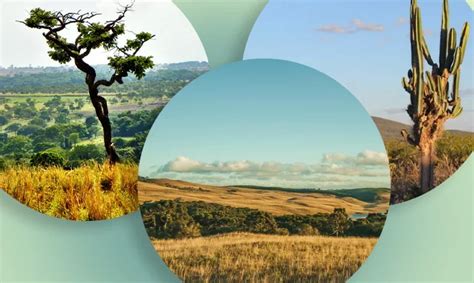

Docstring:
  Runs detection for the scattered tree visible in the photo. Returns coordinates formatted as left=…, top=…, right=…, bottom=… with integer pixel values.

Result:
left=21, top=3, right=155, bottom=163
left=327, top=208, right=350, bottom=236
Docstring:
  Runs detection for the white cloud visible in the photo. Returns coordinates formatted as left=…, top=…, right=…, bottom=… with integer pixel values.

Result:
left=352, top=19, right=384, bottom=32
left=322, top=150, right=388, bottom=166
left=316, top=24, right=356, bottom=34
left=356, top=150, right=389, bottom=166
left=154, top=151, right=390, bottom=189
left=316, top=19, right=384, bottom=34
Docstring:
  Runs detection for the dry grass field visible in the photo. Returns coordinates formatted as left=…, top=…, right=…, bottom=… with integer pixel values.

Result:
left=153, top=232, right=376, bottom=283
left=0, top=163, right=138, bottom=220
left=139, top=179, right=389, bottom=215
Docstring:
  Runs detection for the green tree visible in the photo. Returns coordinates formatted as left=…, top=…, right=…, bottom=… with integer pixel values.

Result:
left=152, top=201, right=201, bottom=239
left=17, top=125, right=42, bottom=136
left=29, top=117, right=48, bottom=128
left=21, top=4, right=155, bottom=163
left=0, top=115, right=8, bottom=126
left=5, top=123, right=21, bottom=134
left=68, top=144, right=104, bottom=167
left=327, top=208, right=350, bottom=236
left=68, top=132, right=80, bottom=146
left=0, top=136, right=33, bottom=159
left=33, top=141, right=59, bottom=153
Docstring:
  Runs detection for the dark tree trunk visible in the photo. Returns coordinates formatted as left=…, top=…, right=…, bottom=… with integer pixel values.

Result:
left=74, top=58, right=120, bottom=164
left=419, top=142, right=435, bottom=193
left=89, top=88, right=120, bottom=164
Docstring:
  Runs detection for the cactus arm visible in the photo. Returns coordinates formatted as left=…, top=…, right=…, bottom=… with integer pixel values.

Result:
left=449, top=48, right=462, bottom=74
left=450, top=104, right=463, bottom=118
left=439, top=0, right=449, bottom=69
left=458, top=23, right=470, bottom=65
left=421, top=36, right=435, bottom=66
left=414, top=8, right=425, bottom=115
left=402, top=77, right=413, bottom=92
left=401, top=129, right=417, bottom=146
left=449, top=69, right=461, bottom=106
left=449, top=24, right=469, bottom=74
left=446, top=28, right=457, bottom=67
left=425, top=71, right=436, bottom=92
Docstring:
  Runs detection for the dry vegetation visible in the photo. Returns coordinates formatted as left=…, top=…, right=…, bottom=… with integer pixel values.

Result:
left=153, top=233, right=376, bottom=283
left=139, top=179, right=389, bottom=215
left=0, top=163, right=138, bottom=220
left=385, top=133, right=473, bottom=203
left=373, top=117, right=473, bottom=203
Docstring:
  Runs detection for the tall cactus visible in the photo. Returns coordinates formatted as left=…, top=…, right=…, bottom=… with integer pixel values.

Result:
left=402, top=0, right=469, bottom=193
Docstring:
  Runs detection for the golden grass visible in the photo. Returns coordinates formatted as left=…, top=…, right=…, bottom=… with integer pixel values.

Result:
left=0, top=163, right=138, bottom=220
left=153, top=233, right=376, bottom=283
left=139, top=179, right=389, bottom=215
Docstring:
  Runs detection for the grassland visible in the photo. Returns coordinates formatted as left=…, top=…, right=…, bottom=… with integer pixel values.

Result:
left=138, top=179, right=389, bottom=215
left=153, top=232, right=376, bottom=283
left=0, top=163, right=138, bottom=220
left=141, top=179, right=385, bottom=281
left=0, top=93, right=165, bottom=123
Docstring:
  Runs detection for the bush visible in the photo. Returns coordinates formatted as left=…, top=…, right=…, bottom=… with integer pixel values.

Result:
left=295, top=224, right=320, bottom=236
left=0, top=115, right=8, bottom=126
left=34, top=142, right=59, bottom=153
left=68, top=144, right=105, bottom=167
left=30, top=151, right=66, bottom=168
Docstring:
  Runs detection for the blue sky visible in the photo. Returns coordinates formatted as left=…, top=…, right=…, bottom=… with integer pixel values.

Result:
left=139, top=59, right=390, bottom=189
left=245, top=0, right=473, bottom=131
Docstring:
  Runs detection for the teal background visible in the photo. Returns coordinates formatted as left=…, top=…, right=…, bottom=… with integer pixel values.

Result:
left=0, top=1, right=472, bottom=282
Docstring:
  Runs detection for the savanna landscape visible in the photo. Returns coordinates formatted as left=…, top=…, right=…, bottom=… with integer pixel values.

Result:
left=0, top=62, right=207, bottom=220
left=140, top=178, right=388, bottom=282
left=244, top=0, right=473, bottom=204
left=0, top=2, right=208, bottom=220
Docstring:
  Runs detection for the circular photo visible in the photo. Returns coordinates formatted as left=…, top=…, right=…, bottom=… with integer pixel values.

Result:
left=139, top=59, right=391, bottom=282
left=0, top=0, right=208, bottom=220
left=245, top=0, right=473, bottom=204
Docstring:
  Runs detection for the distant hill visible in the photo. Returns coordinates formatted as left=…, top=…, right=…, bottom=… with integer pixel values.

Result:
left=372, top=116, right=473, bottom=140
left=0, top=61, right=209, bottom=77
left=138, top=178, right=390, bottom=215
left=155, top=61, right=209, bottom=71
left=0, top=62, right=208, bottom=94
left=233, top=185, right=389, bottom=203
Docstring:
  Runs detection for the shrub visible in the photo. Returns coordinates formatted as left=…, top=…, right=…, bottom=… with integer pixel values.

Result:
left=68, top=144, right=105, bottom=167
left=295, top=224, right=320, bottom=236
left=30, top=151, right=66, bottom=168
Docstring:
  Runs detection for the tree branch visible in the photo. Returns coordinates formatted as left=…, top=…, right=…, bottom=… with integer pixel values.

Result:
left=105, top=2, right=133, bottom=28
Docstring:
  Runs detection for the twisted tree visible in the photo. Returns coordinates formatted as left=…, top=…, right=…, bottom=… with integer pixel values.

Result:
left=20, top=3, right=155, bottom=163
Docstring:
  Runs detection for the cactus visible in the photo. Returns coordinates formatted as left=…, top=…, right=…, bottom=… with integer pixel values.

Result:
left=401, top=0, right=469, bottom=193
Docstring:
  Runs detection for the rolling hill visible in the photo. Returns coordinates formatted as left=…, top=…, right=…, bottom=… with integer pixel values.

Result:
left=138, top=178, right=390, bottom=215
left=372, top=116, right=473, bottom=140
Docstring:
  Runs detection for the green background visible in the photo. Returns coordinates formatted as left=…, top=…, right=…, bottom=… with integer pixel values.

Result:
left=0, top=1, right=472, bottom=282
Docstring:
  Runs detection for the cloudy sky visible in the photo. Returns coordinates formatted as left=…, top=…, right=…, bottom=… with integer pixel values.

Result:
left=0, top=0, right=207, bottom=66
left=245, top=0, right=473, bottom=131
left=139, top=59, right=391, bottom=189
